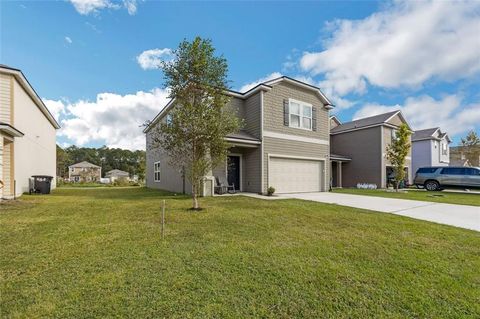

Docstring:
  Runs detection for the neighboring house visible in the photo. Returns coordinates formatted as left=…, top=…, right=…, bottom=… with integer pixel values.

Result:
left=105, top=169, right=130, bottom=182
left=411, top=127, right=451, bottom=175
left=450, top=145, right=480, bottom=167
left=68, top=161, right=101, bottom=182
left=0, top=65, right=60, bottom=199
left=144, top=76, right=333, bottom=195
left=330, top=110, right=412, bottom=188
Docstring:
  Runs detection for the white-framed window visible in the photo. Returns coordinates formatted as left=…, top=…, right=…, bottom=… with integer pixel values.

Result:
left=154, top=161, right=161, bottom=182
left=441, top=142, right=448, bottom=155
left=289, top=99, right=312, bottom=130
left=391, top=129, right=398, bottom=143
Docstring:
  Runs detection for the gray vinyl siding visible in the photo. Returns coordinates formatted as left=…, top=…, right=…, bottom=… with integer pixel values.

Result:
left=211, top=146, right=262, bottom=193
left=383, top=126, right=412, bottom=184
left=263, top=82, right=329, bottom=140
left=146, top=126, right=191, bottom=194
left=263, top=137, right=329, bottom=192
left=243, top=92, right=261, bottom=138
left=331, top=126, right=383, bottom=188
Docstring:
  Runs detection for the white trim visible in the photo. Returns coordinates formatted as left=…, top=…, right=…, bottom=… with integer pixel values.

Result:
left=330, top=122, right=401, bottom=135
left=264, top=77, right=333, bottom=107
left=385, top=110, right=412, bottom=131
left=224, top=137, right=261, bottom=145
left=263, top=130, right=329, bottom=145
left=144, top=85, right=272, bottom=133
left=153, top=161, right=161, bottom=182
left=0, top=66, right=60, bottom=129
left=288, top=98, right=312, bottom=131
left=267, top=154, right=327, bottom=192
left=226, top=153, right=243, bottom=191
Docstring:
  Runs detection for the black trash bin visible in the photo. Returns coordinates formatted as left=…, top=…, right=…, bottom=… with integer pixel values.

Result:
left=30, top=175, right=53, bottom=194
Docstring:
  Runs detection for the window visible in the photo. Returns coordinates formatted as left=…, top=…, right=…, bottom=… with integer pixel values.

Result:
left=154, top=161, right=161, bottom=182
left=391, top=130, right=398, bottom=143
left=465, top=168, right=480, bottom=176
left=289, top=99, right=312, bottom=130
left=166, top=114, right=173, bottom=126
left=441, top=167, right=465, bottom=175
left=441, top=143, right=448, bottom=155
left=417, top=167, right=438, bottom=174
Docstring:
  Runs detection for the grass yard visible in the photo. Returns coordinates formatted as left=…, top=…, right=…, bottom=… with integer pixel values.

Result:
left=333, top=188, right=480, bottom=206
left=1, top=188, right=479, bottom=318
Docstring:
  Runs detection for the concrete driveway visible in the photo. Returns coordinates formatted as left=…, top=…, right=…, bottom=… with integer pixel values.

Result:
left=281, top=192, right=480, bottom=232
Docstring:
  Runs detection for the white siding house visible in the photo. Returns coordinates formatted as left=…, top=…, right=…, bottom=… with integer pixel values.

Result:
left=0, top=65, right=59, bottom=199
left=412, top=127, right=451, bottom=175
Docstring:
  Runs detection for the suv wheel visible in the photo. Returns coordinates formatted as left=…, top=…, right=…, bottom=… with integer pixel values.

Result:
left=425, top=180, right=440, bottom=191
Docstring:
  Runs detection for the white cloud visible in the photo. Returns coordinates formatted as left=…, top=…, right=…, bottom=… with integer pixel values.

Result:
left=353, top=95, right=480, bottom=137
left=64, top=36, right=72, bottom=44
left=43, top=98, right=66, bottom=122
left=239, top=72, right=282, bottom=93
left=136, top=48, right=173, bottom=70
left=300, top=0, right=480, bottom=97
left=69, top=0, right=139, bottom=15
left=58, top=88, right=170, bottom=150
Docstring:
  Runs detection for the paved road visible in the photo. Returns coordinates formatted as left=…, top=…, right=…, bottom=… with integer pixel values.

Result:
left=281, top=192, right=480, bottom=232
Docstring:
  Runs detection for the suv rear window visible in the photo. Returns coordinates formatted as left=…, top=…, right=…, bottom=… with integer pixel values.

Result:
left=417, top=167, right=438, bottom=174
left=465, top=168, right=480, bottom=176
left=441, top=168, right=466, bottom=175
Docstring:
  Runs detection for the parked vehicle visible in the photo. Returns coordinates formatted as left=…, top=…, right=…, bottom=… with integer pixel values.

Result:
left=414, top=166, right=480, bottom=191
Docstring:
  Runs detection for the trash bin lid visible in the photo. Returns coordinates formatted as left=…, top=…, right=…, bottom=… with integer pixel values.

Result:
left=31, top=175, right=53, bottom=179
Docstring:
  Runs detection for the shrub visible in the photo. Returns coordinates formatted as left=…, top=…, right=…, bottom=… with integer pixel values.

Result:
left=267, top=186, right=275, bottom=196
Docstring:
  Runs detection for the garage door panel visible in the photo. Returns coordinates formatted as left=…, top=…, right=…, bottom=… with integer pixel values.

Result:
left=269, top=157, right=323, bottom=193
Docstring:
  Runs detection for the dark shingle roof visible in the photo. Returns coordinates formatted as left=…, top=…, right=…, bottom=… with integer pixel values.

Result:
left=106, top=169, right=129, bottom=176
left=226, top=130, right=260, bottom=142
left=411, top=128, right=439, bottom=141
left=330, top=110, right=400, bottom=134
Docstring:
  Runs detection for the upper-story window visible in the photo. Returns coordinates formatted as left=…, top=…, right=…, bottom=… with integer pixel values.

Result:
left=441, top=142, right=448, bottom=155
left=166, top=114, right=173, bottom=126
left=289, top=99, right=312, bottom=130
left=391, top=129, right=398, bottom=143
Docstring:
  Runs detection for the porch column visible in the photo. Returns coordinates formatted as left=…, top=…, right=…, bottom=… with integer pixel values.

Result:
left=338, top=161, right=342, bottom=188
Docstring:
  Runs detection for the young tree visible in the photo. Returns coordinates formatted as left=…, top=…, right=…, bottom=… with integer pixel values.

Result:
left=151, top=37, right=240, bottom=210
left=386, top=123, right=411, bottom=191
left=460, top=130, right=480, bottom=166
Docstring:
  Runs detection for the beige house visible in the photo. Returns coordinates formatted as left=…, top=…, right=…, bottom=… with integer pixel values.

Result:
left=145, top=76, right=333, bottom=195
left=330, top=110, right=412, bottom=188
left=0, top=65, right=59, bottom=199
left=105, top=169, right=130, bottom=182
left=68, top=161, right=101, bottom=183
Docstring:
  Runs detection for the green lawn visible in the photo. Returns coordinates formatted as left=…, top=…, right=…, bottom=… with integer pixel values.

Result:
left=333, top=188, right=480, bottom=206
left=1, top=188, right=479, bottom=318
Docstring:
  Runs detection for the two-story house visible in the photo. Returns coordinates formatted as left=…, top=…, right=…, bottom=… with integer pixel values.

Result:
left=330, top=110, right=412, bottom=188
left=411, top=127, right=451, bottom=175
left=0, top=65, right=59, bottom=199
left=68, top=161, right=102, bottom=183
left=144, top=76, right=333, bottom=195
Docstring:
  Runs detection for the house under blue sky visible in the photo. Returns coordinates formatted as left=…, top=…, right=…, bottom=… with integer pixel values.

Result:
left=2, top=0, right=479, bottom=150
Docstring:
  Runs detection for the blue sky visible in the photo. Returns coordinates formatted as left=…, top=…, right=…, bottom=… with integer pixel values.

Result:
left=1, top=0, right=479, bottom=150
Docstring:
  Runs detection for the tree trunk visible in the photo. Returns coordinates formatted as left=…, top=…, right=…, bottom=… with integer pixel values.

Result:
left=395, top=180, right=399, bottom=192
left=191, top=181, right=200, bottom=210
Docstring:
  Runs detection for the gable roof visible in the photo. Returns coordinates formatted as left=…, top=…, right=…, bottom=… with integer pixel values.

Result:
left=412, top=127, right=451, bottom=143
left=143, top=76, right=334, bottom=133
left=331, top=110, right=410, bottom=134
left=106, top=169, right=129, bottom=175
left=69, top=161, right=101, bottom=168
left=0, top=64, right=60, bottom=129
left=329, top=115, right=342, bottom=126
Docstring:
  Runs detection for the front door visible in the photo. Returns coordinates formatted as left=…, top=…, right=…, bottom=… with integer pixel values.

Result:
left=227, top=155, right=240, bottom=191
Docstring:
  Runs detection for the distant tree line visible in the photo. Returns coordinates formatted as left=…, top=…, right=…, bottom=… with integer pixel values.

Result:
left=57, top=145, right=146, bottom=180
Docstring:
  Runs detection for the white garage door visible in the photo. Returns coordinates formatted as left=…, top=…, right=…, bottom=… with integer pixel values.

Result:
left=269, top=157, right=323, bottom=193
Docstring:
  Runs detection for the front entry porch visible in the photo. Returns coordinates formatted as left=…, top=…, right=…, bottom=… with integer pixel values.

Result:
left=330, top=153, right=351, bottom=189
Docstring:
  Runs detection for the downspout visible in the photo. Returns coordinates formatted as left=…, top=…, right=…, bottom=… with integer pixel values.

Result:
left=260, top=91, right=264, bottom=194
